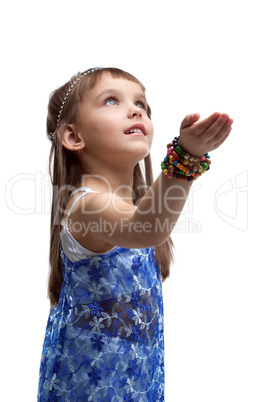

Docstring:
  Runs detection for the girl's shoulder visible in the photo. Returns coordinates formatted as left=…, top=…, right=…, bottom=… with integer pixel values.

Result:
left=64, top=188, right=121, bottom=254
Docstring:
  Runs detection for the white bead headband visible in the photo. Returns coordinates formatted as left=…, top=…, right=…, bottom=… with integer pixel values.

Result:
left=49, top=68, right=100, bottom=141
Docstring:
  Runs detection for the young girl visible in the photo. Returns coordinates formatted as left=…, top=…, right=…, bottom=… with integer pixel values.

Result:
left=38, top=67, right=233, bottom=401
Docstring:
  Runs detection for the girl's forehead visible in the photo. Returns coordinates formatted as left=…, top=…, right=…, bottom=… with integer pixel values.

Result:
left=90, top=73, right=144, bottom=95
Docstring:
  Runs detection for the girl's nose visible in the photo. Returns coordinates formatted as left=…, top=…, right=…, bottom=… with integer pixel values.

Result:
left=128, top=105, right=143, bottom=119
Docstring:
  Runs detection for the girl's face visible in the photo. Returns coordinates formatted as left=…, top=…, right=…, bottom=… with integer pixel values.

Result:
left=75, top=73, right=154, bottom=170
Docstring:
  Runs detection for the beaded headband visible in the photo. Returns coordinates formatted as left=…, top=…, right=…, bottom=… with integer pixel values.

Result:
left=49, top=68, right=100, bottom=141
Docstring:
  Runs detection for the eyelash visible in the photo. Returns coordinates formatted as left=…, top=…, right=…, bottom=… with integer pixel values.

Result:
left=104, top=97, right=148, bottom=111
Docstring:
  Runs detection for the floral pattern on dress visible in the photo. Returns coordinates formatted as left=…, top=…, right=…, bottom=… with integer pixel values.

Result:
left=38, top=247, right=164, bottom=401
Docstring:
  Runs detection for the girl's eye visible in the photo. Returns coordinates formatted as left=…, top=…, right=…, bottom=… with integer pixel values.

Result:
left=105, top=98, right=118, bottom=106
left=104, top=97, right=147, bottom=111
left=136, top=101, right=147, bottom=110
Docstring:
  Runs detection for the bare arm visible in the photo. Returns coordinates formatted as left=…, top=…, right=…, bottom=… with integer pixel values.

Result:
left=70, top=112, right=233, bottom=249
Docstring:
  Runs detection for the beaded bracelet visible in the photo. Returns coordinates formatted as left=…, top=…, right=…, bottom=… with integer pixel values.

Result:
left=161, top=136, right=211, bottom=181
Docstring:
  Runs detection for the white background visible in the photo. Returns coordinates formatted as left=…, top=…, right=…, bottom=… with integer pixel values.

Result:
left=2, top=0, right=252, bottom=401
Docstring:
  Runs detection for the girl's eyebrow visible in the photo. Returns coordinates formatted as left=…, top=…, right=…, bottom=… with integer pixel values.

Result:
left=95, top=89, right=119, bottom=100
left=95, top=88, right=146, bottom=101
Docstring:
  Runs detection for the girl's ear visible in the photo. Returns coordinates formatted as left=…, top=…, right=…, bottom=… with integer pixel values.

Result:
left=57, top=124, right=85, bottom=152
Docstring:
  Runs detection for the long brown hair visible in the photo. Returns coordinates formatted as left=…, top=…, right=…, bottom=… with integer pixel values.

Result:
left=46, top=67, right=173, bottom=306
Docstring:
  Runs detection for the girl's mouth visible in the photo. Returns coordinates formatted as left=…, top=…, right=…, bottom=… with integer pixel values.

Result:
left=125, top=124, right=146, bottom=136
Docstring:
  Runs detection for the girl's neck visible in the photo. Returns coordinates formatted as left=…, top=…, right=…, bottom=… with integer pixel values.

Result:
left=80, top=167, right=134, bottom=202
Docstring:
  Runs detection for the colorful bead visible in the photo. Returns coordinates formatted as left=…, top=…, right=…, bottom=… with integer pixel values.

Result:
left=161, top=135, right=211, bottom=181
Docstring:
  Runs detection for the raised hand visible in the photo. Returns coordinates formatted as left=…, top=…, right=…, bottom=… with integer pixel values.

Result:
left=179, top=112, right=233, bottom=157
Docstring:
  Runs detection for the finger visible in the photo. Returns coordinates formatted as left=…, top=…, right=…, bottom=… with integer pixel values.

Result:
left=202, top=114, right=232, bottom=140
left=191, top=112, right=222, bottom=135
left=180, top=113, right=200, bottom=130
left=210, top=120, right=232, bottom=144
left=209, top=126, right=232, bottom=151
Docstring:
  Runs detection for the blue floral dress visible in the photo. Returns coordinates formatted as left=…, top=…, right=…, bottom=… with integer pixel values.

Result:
left=38, top=246, right=165, bottom=401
